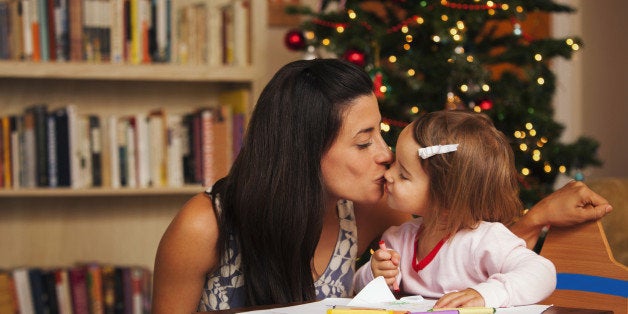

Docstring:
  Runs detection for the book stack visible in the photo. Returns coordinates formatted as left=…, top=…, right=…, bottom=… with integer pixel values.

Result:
left=0, top=0, right=251, bottom=65
left=0, top=88, right=249, bottom=190
left=0, top=263, right=151, bottom=314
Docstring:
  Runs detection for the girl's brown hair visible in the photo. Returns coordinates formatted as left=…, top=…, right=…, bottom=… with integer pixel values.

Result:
left=412, top=110, right=522, bottom=237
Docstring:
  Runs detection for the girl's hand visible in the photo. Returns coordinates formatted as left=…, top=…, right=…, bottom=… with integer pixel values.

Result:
left=434, top=288, right=485, bottom=308
left=370, top=248, right=400, bottom=288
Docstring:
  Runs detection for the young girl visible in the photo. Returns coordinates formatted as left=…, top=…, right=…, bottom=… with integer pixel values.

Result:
left=353, top=110, right=556, bottom=308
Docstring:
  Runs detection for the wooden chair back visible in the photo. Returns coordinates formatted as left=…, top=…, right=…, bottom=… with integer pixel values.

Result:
left=539, top=220, right=628, bottom=314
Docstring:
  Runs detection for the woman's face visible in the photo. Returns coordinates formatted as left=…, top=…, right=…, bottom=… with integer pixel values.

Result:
left=321, top=93, right=393, bottom=205
left=384, top=125, right=431, bottom=216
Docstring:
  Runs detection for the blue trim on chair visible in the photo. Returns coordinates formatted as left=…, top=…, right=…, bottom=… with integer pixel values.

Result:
left=556, top=273, right=628, bottom=297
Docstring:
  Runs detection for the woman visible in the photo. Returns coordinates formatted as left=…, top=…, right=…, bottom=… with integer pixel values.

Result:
left=152, top=59, right=611, bottom=313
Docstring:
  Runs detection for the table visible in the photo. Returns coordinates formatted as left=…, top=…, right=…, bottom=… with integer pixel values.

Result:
left=204, top=304, right=613, bottom=314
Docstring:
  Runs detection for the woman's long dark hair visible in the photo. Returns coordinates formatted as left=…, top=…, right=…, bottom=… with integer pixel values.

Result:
left=215, top=59, right=374, bottom=306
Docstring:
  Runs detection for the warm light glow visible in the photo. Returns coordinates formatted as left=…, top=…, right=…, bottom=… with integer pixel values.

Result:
left=401, top=26, right=409, bottom=33
left=534, top=54, right=543, bottom=61
left=536, top=140, right=545, bottom=147
left=403, top=44, right=411, bottom=50
left=501, top=4, right=509, bottom=10
left=516, top=6, right=524, bottom=13
left=473, top=106, right=482, bottom=113
left=482, top=84, right=490, bottom=92
left=380, top=122, right=390, bottom=132
left=514, top=131, right=523, bottom=138
left=388, top=55, right=397, bottom=63
left=487, top=1, right=494, bottom=7
left=406, top=35, right=413, bottom=42
left=348, top=10, right=357, bottom=19
left=532, top=154, right=541, bottom=162
left=407, top=69, right=416, bottom=76
left=416, top=17, right=424, bottom=24
left=336, top=26, right=345, bottom=33
left=379, top=86, right=387, bottom=93
left=455, top=46, right=464, bottom=54
left=525, top=123, right=533, bottom=130
left=540, top=137, right=548, bottom=143
left=450, top=28, right=458, bottom=35
left=433, top=35, right=441, bottom=42
left=537, top=77, right=545, bottom=85
left=411, top=106, right=419, bottom=114
left=529, top=129, right=537, bottom=136
left=488, top=9, right=495, bottom=15
left=566, top=38, right=574, bottom=45
left=521, top=168, right=530, bottom=176
left=544, top=164, right=552, bottom=173
left=572, top=44, right=580, bottom=51
left=441, top=15, right=448, bottom=21
left=559, top=165, right=567, bottom=173
left=519, top=143, right=528, bottom=151
left=305, top=31, right=315, bottom=40
left=460, top=84, right=468, bottom=92
left=466, top=56, right=474, bottom=62
left=456, top=21, right=465, bottom=29
left=453, top=34, right=461, bottom=41
left=322, top=38, right=331, bottom=46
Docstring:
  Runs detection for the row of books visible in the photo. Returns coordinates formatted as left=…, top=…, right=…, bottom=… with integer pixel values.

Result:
left=0, top=0, right=251, bottom=65
left=0, top=89, right=248, bottom=190
left=0, top=264, right=151, bottom=314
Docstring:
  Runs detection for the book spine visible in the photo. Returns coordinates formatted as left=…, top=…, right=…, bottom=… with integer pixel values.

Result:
left=36, top=0, right=49, bottom=60
left=29, top=104, right=49, bottom=187
left=1, top=116, right=11, bottom=187
left=89, top=115, right=103, bottom=187
left=200, top=108, right=213, bottom=186
left=47, top=113, right=58, bottom=187
left=68, top=0, right=83, bottom=60
left=10, top=116, right=21, bottom=188
left=54, top=107, right=71, bottom=187
left=55, top=268, right=73, bottom=314
left=54, top=0, right=69, bottom=61
left=13, top=268, right=34, bottom=314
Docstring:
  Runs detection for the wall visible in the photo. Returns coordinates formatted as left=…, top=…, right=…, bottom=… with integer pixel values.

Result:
left=553, top=0, right=628, bottom=179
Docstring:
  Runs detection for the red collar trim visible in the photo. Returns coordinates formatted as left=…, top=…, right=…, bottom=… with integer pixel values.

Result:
left=412, top=227, right=450, bottom=272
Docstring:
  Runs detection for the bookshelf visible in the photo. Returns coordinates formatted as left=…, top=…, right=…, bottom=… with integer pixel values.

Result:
left=0, top=0, right=268, bottom=272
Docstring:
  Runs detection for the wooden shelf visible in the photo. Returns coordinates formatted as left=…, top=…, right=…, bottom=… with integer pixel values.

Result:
left=0, top=61, right=260, bottom=82
left=0, top=186, right=205, bottom=197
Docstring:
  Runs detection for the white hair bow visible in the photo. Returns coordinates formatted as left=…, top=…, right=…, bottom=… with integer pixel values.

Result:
left=418, top=144, right=459, bottom=159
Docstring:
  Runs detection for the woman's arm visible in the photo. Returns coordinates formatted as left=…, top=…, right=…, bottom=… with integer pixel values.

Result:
left=152, top=193, right=220, bottom=314
left=509, top=180, right=613, bottom=249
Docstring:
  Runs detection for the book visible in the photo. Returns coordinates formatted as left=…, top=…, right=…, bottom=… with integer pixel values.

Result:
left=41, top=269, right=60, bottom=314
left=13, top=268, right=35, bottom=314
left=47, top=112, right=58, bottom=187
left=199, top=107, right=214, bottom=186
left=53, top=106, right=71, bottom=187
left=211, top=105, right=232, bottom=182
left=68, top=266, right=89, bottom=314
left=54, top=268, right=73, bottom=314
left=10, top=115, right=22, bottom=188
left=166, top=114, right=183, bottom=187
left=147, top=109, right=166, bottom=187
left=85, top=263, right=104, bottom=314
left=0, top=270, right=18, bottom=313
left=218, top=88, right=249, bottom=159
left=22, top=105, right=39, bottom=187
left=26, top=103, right=49, bottom=187
left=89, top=115, right=103, bottom=187
left=67, top=0, right=82, bottom=60
left=1, top=115, right=12, bottom=187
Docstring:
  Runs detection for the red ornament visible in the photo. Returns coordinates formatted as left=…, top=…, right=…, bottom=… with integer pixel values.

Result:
left=343, top=48, right=366, bottom=67
left=479, top=99, right=494, bottom=110
left=284, top=29, right=306, bottom=51
left=371, top=70, right=385, bottom=98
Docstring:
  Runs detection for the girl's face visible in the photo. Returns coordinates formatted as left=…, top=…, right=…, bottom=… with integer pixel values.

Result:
left=321, top=93, right=393, bottom=205
left=384, top=125, right=431, bottom=216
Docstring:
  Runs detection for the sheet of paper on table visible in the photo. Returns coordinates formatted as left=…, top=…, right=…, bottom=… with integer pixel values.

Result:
left=239, top=276, right=551, bottom=314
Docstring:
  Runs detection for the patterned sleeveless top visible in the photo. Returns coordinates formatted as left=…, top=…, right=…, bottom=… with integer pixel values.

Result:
left=197, top=188, right=358, bottom=311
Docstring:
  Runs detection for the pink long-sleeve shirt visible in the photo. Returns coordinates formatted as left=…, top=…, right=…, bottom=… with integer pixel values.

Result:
left=354, top=218, right=556, bottom=307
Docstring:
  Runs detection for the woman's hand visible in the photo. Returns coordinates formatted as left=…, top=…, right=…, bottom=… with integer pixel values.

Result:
left=510, top=180, right=612, bottom=249
left=434, top=288, right=485, bottom=308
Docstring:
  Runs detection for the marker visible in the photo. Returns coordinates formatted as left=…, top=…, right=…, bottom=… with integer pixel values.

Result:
left=430, top=307, right=495, bottom=314
left=327, top=309, right=408, bottom=314
left=410, top=311, right=458, bottom=314
left=378, top=240, right=400, bottom=292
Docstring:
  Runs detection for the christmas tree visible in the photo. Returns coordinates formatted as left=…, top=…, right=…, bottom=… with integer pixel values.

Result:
left=285, top=0, right=600, bottom=207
